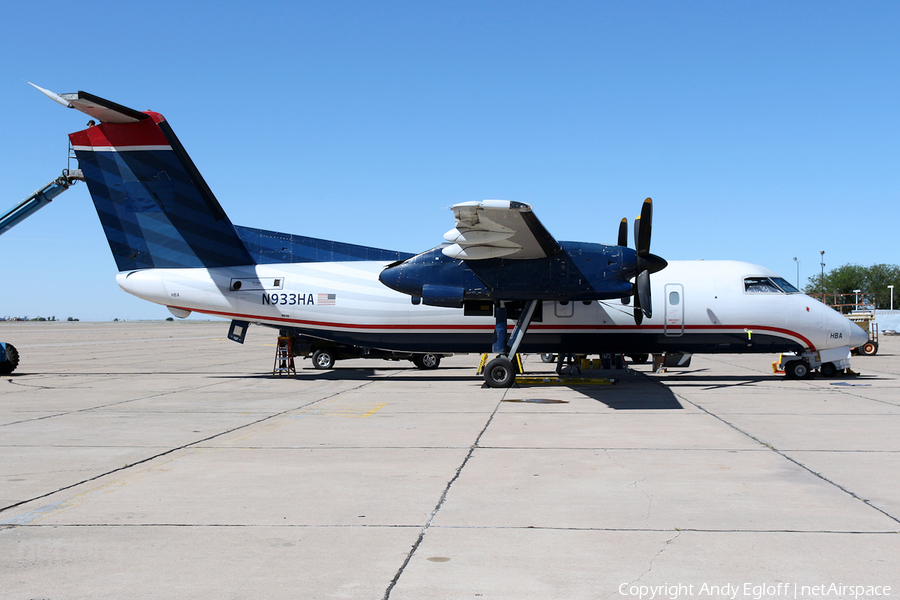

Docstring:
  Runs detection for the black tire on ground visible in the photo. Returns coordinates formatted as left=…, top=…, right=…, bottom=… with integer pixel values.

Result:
left=784, top=360, right=811, bottom=380
left=540, top=353, right=556, bottom=363
left=312, top=349, right=336, bottom=370
left=820, top=362, right=839, bottom=378
left=0, top=343, right=19, bottom=375
left=412, top=353, right=441, bottom=370
left=628, top=353, right=650, bottom=364
left=484, top=356, right=516, bottom=388
left=858, top=341, right=878, bottom=356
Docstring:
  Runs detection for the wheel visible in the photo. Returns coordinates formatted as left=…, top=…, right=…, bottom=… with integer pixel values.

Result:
left=540, top=353, right=556, bottom=363
left=820, top=362, right=839, bottom=378
left=412, top=353, right=441, bottom=370
left=858, top=341, right=878, bottom=356
left=484, top=356, right=516, bottom=388
left=628, top=353, right=650, bottom=364
left=0, top=343, right=20, bottom=375
left=311, top=349, right=336, bottom=369
left=784, top=360, right=811, bottom=380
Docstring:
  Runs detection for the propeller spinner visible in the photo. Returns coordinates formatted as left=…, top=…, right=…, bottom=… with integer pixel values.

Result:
left=622, top=198, right=667, bottom=325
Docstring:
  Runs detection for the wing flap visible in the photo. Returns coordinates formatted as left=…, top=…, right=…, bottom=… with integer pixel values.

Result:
left=441, top=200, right=561, bottom=260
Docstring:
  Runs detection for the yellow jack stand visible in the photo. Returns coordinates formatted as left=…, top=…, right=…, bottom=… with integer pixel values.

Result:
left=476, top=353, right=524, bottom=375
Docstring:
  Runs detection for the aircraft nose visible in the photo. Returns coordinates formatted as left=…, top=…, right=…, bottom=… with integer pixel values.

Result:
left=378, top=262, right=406, bottom=293
left=849, top=320, right=869, bottom=349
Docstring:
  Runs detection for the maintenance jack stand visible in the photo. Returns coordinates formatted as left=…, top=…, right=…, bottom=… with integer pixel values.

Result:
left=273, top=336, right=296, bottom=377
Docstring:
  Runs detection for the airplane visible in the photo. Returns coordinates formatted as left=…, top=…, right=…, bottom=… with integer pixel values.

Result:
left=29, top=85, right=867, bottom=387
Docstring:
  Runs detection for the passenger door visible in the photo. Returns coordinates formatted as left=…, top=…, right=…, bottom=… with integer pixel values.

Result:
left=664, top=283, right=684, bottom=337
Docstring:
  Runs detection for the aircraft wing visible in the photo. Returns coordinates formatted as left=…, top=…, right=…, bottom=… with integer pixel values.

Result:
left=442, top=200, right=562, bottom=260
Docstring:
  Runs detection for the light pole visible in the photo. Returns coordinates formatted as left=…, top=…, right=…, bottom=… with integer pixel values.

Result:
left=819, top=250, right=825, bottom=281
left=793, top=257, right=800, bottom=289
left=889, top=285, right=895, bottom=311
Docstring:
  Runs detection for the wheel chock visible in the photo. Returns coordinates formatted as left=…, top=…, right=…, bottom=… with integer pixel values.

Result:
left=476, top=353, right=489, bottom=375
left=477, top=353, right=523, bottom=375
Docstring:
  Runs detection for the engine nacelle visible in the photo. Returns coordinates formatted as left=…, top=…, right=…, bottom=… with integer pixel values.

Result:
left=422, top=285, right=465, bottom=308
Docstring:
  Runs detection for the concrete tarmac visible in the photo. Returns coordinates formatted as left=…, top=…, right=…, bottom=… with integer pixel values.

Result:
left=1, top=321, right=898, bottom=600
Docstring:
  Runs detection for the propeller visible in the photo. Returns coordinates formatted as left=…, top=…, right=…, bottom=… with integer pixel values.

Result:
left=617, top=218, right=628, bottom=247
left=621, top=198, right=667, bottom=326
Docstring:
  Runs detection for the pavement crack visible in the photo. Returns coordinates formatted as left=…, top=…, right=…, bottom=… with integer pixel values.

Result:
left=382, top=393, right=504, bottom=600
left=603, top=449, right=653, bottom=522
left=607, top=530, right=682, bottom=599
left=677, top=394, right=900, bottom=526
left=0, top=380, right=378, bottom=518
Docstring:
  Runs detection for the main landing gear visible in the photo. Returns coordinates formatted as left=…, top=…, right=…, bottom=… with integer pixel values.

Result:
left=483, top=300, right=539, bottom=388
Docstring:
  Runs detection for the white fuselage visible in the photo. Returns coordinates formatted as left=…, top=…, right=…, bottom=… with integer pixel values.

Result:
left=116, top=259, right=866, bottom=356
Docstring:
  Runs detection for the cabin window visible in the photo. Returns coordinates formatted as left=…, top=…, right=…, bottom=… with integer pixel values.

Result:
left=744, top=276, right=798, bottom=294
left=668, top=291, right=680, bottom=305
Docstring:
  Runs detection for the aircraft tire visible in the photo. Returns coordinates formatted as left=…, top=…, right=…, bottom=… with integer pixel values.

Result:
left=628, top=353, right=650, bottom=364
left=484, top=356, right=515, bottom=388
left=784, top=360, right=811, bottom=380
left=412, top=353, right=441, bottom=370
left=0, top=343, right=19, bottom=375
left=540, top=353, right=557, bottom=363
left=820, top=362, right=839, bottom=378
left=858, top=341, right=878, bottom=356
left=312, top=349, right=336, bottom=370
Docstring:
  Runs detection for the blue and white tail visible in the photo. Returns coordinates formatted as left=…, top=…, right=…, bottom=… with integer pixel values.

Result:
left=37, top=86, right=413, bottom=270
left=61, top=91, right=254, bottom=271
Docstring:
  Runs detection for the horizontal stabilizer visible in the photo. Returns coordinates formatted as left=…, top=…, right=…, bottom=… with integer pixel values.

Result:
left=31, top=83, right=148, bottom=123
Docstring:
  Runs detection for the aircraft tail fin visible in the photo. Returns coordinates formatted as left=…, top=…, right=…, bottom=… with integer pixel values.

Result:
left=63, top=91, right=254, bottom=271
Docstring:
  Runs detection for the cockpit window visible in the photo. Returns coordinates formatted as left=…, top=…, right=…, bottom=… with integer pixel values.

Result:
left=770, top=277, right=799, bottom=293
left=744, top=276, right=800, bottom=294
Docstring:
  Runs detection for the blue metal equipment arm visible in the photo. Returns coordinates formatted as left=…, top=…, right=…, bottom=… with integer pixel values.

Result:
left=0, top=169, right=83, bottom=237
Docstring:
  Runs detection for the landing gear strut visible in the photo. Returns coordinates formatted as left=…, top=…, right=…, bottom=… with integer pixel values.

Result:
left=483, top=300, right=539, bottom=388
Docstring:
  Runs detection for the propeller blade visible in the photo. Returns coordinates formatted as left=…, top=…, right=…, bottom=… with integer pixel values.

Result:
left=633, top=215, right=640, bottom=252
left=618, top=218, right=628, bottom=247
left=636, top=198, right=652, bottom=256
left=628, top=197, right=663, bottom=325
left=637, top=269, right=652, bottom=318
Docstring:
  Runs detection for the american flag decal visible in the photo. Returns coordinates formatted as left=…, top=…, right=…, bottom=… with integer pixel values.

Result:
left=318, top=293, right=336, bottom=306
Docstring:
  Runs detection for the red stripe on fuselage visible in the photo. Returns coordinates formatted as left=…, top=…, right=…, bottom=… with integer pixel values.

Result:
left=69, top=111, right=168, bottom=149
left=168, top=305, right=816, bottom=349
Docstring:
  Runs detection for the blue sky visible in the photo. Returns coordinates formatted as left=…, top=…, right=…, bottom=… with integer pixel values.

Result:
left=1, top=1, right=897, bottom=321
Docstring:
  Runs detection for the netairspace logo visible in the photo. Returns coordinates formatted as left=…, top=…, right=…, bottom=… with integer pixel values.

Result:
left=617, top=582, right=893, bottom=599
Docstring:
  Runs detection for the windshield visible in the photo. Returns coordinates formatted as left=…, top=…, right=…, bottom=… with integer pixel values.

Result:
left=744, top=276, right=800, bottom=294
left=770, top=277, right=800, bottom=293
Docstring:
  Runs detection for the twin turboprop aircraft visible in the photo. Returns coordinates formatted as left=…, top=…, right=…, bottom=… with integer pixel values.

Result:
left=33, top=85, right=866, bottom=387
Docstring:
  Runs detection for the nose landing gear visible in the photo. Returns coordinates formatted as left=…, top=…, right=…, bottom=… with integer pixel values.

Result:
left=784, top=360, right=812, bottom=380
